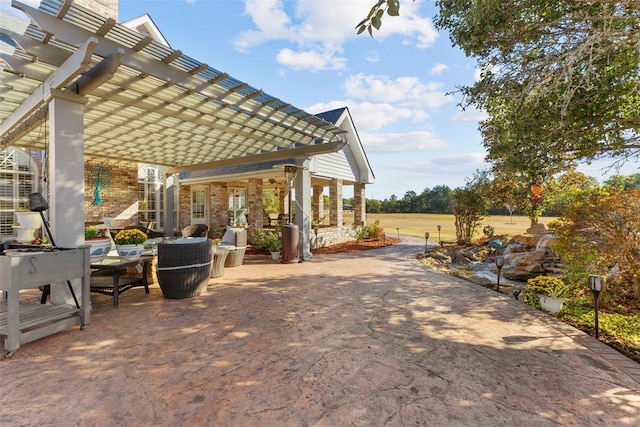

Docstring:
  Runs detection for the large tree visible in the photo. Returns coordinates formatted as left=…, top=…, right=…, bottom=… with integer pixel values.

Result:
left=360, top=0, right=640, bottom=174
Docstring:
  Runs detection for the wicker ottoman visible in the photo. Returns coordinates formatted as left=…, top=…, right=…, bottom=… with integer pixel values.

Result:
left=156, top=239, right=213, bottom=299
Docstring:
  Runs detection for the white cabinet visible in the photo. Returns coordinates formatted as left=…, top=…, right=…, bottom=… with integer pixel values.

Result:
left=0, top=247, right=91, bottom=357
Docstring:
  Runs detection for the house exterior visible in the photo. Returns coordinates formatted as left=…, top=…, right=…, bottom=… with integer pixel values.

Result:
left=179, top=106, right=374, bottom=254
left=0, top=0, right=373, bottom=263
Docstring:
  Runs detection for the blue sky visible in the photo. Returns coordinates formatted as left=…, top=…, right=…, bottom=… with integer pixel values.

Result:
left=2, top=0, right=637, bottom=199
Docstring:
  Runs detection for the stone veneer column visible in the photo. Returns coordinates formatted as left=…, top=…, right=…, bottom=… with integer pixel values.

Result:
left=354, top=183, right=367, bottom=226
left=329, top=178, right=343, bottom=228
left=312, top=185, right=324, bottom=223
left=210, top=183, right=227, bottom=235
left=247, top=178, right=263, bottom=234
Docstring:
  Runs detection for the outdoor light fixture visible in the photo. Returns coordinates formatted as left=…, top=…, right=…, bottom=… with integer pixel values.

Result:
left=396, top=227, right=400, bottom=239
left=588, top=275, right=604, bottom=339
left=314, top=226, right=319, bottom=249
left=437, top=225, right=442, bottom=246
left=424, top=231, right=430, bottom=253
left=284, top=165, right=297, bottom=223
left=495, top=255, right=505, bottom=293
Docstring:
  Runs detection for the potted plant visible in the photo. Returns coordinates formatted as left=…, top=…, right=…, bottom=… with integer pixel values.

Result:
left=252, top=230, right=282, bottom=260
left=266, top=234, right=282, bottom=260
left=526, top=275, right=571, bottom=313
left=85, top=225, right=112, bottom=262
left=14, top=207, right=42, bottom=242
left=114, top=228, right=148, bottom=260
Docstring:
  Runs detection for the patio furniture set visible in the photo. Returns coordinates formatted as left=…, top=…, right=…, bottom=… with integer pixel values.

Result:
left=0, top=225, right=247, bottom=355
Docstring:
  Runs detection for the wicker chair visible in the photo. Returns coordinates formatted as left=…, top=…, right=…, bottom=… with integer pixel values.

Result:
left=182, top=224, right=209, bottom=238
left=218, top=227, right=247, bottom=267
left=156, top=239, right=213, bottom=299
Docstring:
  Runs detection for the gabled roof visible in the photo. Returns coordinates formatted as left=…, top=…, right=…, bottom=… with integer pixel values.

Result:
left=316, top=107, right=374, bottom=183
left=180, top=106, right=374, bottom=185
left=0, top=0, right=346, bottom=171
left=120, top=14, right=170, bottom=48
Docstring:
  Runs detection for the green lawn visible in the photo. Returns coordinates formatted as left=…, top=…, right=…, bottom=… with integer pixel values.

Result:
left=342, top=212, right=557, bottom=242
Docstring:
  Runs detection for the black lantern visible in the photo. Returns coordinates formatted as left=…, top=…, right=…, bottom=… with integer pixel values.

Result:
left=437, top=225, right=441, bottom=246
left=424, top=231, right=430, bottom=252
left=495, top=255, right=505, bottom=293
left=588, top=275, right=604, bottom=339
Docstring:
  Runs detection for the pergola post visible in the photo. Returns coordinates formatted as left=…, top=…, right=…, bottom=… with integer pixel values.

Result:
left=294, top=158, right=312, bottom=259
left=164, top=173, right=177, bottom=236
left=48, top=89, right=87, bottom=306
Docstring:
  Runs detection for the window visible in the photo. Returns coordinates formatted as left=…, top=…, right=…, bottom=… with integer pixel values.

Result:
left=0, top=149, right=38, bottom=238
left=228, top=188, right=247, bottom=226
left=138, top=165, right=170, bottom=230
left=191, top=186, right=208, bottom=224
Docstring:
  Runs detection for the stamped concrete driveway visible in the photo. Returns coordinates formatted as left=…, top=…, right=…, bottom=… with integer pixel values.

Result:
left=1, top=236, right=639, bottom=426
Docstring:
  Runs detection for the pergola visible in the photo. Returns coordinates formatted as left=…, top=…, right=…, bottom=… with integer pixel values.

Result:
left=0, top=0, right=346, bottom=304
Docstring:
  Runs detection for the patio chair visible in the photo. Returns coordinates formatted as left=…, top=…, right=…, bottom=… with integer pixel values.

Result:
left=218, top=227, right=247, bottom=267
left=156, top=239, right=213, bottom=299
left=182, top=224, right=209, bottom=238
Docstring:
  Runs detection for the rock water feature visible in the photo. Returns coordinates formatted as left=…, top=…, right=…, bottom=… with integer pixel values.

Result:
left=422, top=223, right=564, bottom=295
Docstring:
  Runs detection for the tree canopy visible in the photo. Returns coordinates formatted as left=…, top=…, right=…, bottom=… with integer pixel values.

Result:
left=360, top=0, right=640, bottom=176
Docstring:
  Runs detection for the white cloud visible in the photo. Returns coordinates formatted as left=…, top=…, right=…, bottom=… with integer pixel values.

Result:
left=276, top=48, right=347, bottom=71
left=343, top=73, right=452, bottom=109
left=451, top=106, right=487, bottom=123
left=307, top=99, right=428, bottom=132
left=404, top=152, right=486, bottom=181
left=233, top=0, right=437, bottom=71
left=365, top=50, right=379, bottom=63
left=373, top=1, right=438, bottom=49
left=430, top=63, right=449, bottom=75
left=360, top=131, right=447, bottom=153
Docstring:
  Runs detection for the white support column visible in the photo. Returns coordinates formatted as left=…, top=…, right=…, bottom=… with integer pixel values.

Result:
left=48, top=89, right=88, bottom=306
left=165, top=174, right=177, bottom=236
left=294, top=158, right=312, bottom=260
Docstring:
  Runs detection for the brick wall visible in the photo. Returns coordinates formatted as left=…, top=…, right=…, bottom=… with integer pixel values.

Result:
left=84, top=158, right=138, bottom=227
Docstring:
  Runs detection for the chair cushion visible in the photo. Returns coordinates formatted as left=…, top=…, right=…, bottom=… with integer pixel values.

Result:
left=222, top=228, right=236, bottom=245
left=218, top=243, right=236, bottom=251
left=174, top=237, right=207, bottom=244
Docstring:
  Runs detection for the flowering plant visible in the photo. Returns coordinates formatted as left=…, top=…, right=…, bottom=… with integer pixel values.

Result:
left=526, top=276, right=571, bottom=299
left=114, top=228, right=147, bottom=245
left=85, top=225, right=110, bottom=239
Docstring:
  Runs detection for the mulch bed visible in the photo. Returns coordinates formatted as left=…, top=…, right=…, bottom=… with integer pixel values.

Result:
left=312, top=237, right=401, bottom=254
left=246, top=237, right=401, bottom=256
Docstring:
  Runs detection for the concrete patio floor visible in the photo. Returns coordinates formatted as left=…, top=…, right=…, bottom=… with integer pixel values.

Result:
left=1, top=236, right=639, bottom=426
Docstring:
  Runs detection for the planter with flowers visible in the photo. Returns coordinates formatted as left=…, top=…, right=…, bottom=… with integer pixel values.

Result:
left=85, top=225, right=112, bottom=263
left=525, top=275, right=571, bottom=313
left=114, top=228, right=148, bottom=260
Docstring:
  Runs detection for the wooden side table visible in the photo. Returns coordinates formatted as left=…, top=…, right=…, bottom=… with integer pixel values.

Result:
left=210, top=249, right=229, bottom=278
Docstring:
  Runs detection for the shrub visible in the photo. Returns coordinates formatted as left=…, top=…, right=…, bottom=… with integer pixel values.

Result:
left=552, top=187, right=640, bottom=306
left=352, top=220, right=385, bottom=243
left=251, top=230, right=281, bottom=253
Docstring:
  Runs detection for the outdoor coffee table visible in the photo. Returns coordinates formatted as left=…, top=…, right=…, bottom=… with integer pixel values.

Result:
left=90, top=256, right=153, bottom=307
